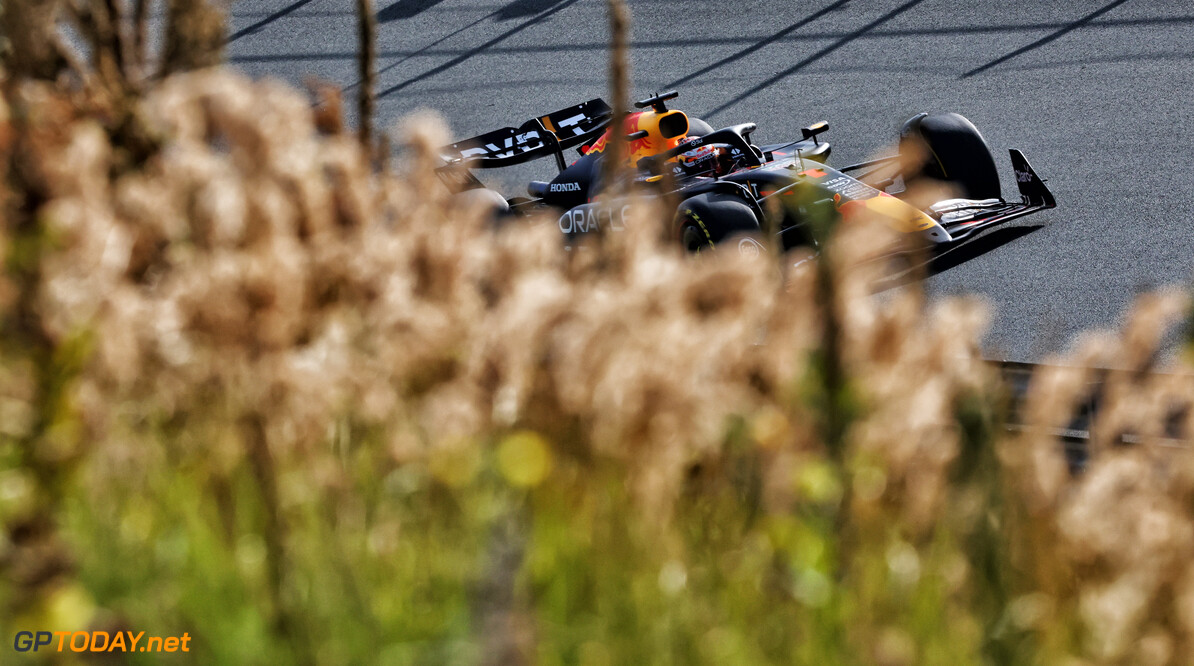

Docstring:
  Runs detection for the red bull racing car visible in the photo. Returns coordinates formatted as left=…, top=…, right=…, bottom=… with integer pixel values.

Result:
left=437, top=91, right=1055, bottom=256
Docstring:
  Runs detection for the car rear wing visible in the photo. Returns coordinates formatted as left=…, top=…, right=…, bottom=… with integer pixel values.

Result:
left=439, top=98, right=612, bottom=171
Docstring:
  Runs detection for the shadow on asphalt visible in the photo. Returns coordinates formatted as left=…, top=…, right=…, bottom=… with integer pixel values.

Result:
left=366, top=7, right=501, bottom=91
left=347, top=0, right=577, bottom=96
left=873, top=224, right=1045, bottom=293
left=227, top=0, right=318, bottom=43
left=495, top=0, right=575, bottom=21
left=665, top=0, right=849, bottom=90
left=962, top=0, right=1133, bottom=77
left=225, top=13, right=1194, bottom=67
left=378, top=0, right=449, bottom=23
left=706, top=0, right=926, bottom=118
left=377, top=0, right=582, bottom=97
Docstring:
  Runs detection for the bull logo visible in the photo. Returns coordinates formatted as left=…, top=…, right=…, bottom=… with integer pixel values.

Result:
left=583, top=111, right=686, bottom=164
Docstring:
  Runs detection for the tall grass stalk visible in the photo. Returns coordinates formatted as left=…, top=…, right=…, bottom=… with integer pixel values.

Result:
left=2, top=6, right=1194, bottom=666
left=356, top=0, right=377, bottom=152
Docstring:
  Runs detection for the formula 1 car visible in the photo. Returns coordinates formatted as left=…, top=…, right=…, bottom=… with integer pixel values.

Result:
left=436, top=91, right=1055, bottom=256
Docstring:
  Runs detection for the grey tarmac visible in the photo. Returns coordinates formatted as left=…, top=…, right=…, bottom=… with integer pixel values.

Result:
left=226, top=0, right=1194, bottom=361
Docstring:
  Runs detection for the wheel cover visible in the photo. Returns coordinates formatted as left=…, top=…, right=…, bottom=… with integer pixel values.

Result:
left=680, top=223, right=712, bottom=253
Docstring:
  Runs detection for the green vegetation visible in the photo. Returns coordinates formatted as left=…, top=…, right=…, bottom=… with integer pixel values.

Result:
left=2, top=3, right=1193, bottom=664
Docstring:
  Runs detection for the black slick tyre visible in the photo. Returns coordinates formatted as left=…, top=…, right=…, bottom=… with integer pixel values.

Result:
left=685, top=116, right=715, bottom=138
left=899, top=112, right=1001, bottom=200
left=453, top=187, right=511, bottom=227
left=674, top=192, right=762, bottom=254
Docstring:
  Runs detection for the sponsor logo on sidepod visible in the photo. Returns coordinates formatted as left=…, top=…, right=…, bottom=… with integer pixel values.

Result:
left=558, top=204, right=630, bottom=234
left=737, top=238, right=765, bottom=258
left=550, top=182, right=582, bottom=193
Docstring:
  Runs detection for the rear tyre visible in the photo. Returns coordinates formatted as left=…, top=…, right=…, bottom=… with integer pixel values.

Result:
left=686, top=117, right=715, bottom=138
left=454, top=187, right=509, bottom=212
left=453, top=187, right=511, bottom=227
left=674, top=193, right=762, bottom=255
left=899, top=112, right=1001, bottom=200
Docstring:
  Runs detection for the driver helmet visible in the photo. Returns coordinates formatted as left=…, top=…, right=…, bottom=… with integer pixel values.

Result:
left=677, top=142, right=731, bottom=177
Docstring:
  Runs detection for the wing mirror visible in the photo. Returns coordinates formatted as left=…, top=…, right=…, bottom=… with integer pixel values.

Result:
left=802, top=121, right=829, bottom=145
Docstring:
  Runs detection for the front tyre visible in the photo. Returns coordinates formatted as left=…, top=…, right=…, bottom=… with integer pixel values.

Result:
left=899, top=112, right=1001, bottom=200
left=674, top=192, right=762, bottom=254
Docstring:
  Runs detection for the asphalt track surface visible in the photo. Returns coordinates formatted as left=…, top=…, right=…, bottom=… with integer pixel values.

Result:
left=226, top=0, right=1194, bottom=362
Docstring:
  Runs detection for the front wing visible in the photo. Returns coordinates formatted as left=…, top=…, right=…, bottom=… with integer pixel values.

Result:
left=929, top=150, right=1056, bottom=244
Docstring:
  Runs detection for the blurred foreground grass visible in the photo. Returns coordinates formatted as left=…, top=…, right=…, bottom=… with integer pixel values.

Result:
left=4, top=4, right=1194, bottom=665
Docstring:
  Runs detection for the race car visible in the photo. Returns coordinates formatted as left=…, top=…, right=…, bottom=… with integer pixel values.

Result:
left=436, top=91, right=1056, bottom=256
